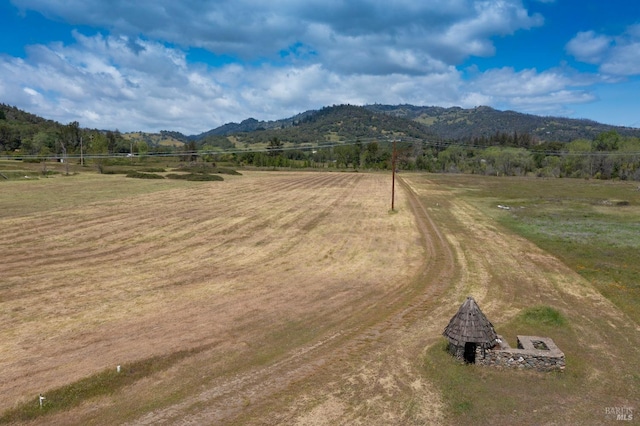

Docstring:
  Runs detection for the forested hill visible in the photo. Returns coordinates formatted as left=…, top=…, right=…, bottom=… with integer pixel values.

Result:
left=365, top=104, right=640, bottom=142
left=196, top=104, right=640, bottom=144
left=3, top=102, right=640, bottom=156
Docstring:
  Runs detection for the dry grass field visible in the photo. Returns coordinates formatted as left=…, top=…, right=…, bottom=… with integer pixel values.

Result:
left=1, top=168, right=638, bottom=425
left=1, top=170, right=428, bottom=424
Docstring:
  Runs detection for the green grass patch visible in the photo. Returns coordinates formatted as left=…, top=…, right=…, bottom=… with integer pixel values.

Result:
left=0, top=171, right=40, bottom=180
left=516, top=305, right=567, bottom=327
left=0, top=345, right=212, bottom=424
left=428, top=174, right=640, bottom=323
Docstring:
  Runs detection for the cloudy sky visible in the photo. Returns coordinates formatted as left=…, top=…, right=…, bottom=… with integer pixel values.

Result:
left=1, top=0, right=639, bottom=135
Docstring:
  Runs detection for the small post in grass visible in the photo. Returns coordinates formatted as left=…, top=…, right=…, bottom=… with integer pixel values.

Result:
left=39, top=394, right=45, bottom=409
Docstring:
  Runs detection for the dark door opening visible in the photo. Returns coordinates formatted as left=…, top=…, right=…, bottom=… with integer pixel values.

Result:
left=464, top=342, right=476, bottom=364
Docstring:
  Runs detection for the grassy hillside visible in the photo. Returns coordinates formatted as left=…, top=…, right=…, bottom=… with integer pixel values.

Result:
left=195, top=104, right=440, bottom=147
left=122, top=131, right=185, bottom=148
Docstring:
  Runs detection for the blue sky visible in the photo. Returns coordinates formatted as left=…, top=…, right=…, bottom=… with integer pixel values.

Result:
left=1, top=0, right=639, bottom=134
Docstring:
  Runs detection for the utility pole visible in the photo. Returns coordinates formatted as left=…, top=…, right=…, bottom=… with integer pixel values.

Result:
left=60, top=140, right=69, bottom=175
left=80, top=136, right=84, bottom=166
left=391, top=139, right=397, bottom=211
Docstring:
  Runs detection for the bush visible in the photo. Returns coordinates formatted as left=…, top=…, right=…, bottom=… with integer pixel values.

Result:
left=102, top=169, right=130, bottom=175
left=165, top=173, right=190, bottom=180
left=185, top=174, right=223, bottom=181
left=172, top=164, right=240, bottom=175
left=166, top=173, right=223, bottom=181
left=125, top=171, right=165, bottom=179
left=216, top=168, right=242, bottom=176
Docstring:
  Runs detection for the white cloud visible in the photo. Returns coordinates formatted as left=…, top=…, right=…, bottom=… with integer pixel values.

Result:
left=567, top=25, right=640, bottom=76
left=1, top=30, right=471, bottom=133
left=23, top=87, right=39, bottom=97
left=2, top=0, right=619, bottom=132
left=470, top=67, right=572, bottom=96
left=566, top=31, right=612, bottom=64
left=600, top=25, right=640, bottom=76
left=12, top=0, right=543, bottom=74
left=465, top=67, right=597, bottom=116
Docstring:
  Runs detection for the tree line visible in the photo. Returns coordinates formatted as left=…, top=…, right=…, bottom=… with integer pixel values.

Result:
left=2, top=104, right=639, bottom=181
left=225, top=133, right=640, bottom=181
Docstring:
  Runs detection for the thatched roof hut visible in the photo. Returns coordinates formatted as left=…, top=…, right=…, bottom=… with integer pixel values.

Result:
left=443, top=296, right=498, bottom=362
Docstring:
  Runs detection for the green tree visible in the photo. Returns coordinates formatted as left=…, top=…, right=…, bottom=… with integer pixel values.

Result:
left=267, top=137, right=283, bottom=157
left=481, top=147, right=532, bottom=176
left=593, top=130, right=620, bottom=151
left=136, top=140, right=149, bottom=159
left=23, top=130, right=56, bottom=156
left=59, top=121, right=81, bottom=153
left=438, top=145, right=466, bottom=172
left=181, top=140, right=198, bottom=162
left=610, top=137, right=640, bottom=180
left=88, top=132, right=109, bottom=173
left=535, top=156, right=561, bottom=177
left=562, top=139, right=592, bottom=178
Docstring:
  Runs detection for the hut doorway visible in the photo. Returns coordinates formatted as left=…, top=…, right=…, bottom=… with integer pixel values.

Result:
left=464, top=342, right=476, bottom=364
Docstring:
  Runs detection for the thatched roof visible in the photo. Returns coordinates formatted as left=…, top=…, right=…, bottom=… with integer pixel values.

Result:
left=443, top=296, right=498, bottom=349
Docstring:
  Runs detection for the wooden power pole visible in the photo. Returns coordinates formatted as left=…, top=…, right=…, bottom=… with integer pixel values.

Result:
left=391, top=139, right=397, bottom=211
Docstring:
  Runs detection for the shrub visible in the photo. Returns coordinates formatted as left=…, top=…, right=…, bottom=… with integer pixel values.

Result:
left=166, top=173, right=223, bottom=181
left=215, top=168, right=242, bottom=176
left=102, top=169, right=130, bottom=175
left=165, top=173, right=190, bottom=180
left=186, top=174, right=223, bottom=181
left=125, top=171, right=164, bottom=179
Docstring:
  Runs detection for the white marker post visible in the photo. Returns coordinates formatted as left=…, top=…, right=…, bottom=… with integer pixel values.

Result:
left=39, top=394, right=45, bottom=408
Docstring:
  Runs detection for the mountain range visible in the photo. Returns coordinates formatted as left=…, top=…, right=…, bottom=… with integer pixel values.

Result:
left=3, top=103, right=640, bottom=152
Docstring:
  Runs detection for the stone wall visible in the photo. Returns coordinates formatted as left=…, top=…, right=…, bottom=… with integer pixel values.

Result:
left=476, top=335, right=565, bottom=372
